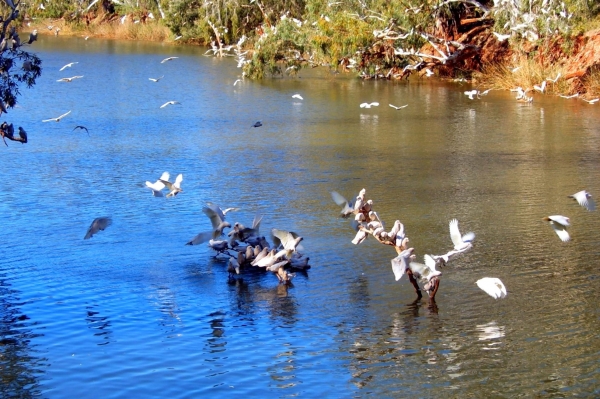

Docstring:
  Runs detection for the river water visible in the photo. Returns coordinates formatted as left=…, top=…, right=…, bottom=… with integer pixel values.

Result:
left=1, top=35, right=599, bottom=398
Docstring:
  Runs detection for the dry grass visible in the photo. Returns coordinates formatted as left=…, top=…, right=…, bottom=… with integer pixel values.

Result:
left=474, top=58, right=598, bottom=98
left=28, top=17, right=175, bottom=43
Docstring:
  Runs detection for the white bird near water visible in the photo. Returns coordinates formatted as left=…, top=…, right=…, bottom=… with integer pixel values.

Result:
left=59, top=62, right=78, bottom=71
left=360, top=102, right=379, bottom=108
left=568, top=190, right=596, bottom=211
left=292, top=94, right=303, bottom=100
left=233, top=79, right=242, bottom=86
left=424, top=68, right=434, bottom=77
left=161, top=56, right=179, bottom=63
left=149, top=75, right=164, bottom=82
left=582, top=98, right=599, bottom=104
left=391, top=247, right=414, bottom=281
left=464, top=89, right=479, bottom=100
left=57, top=75, right=83, bottom=82
left=160, top=101, right=181, bottom=108
left=476, top=278, right=507, bottom=299
left=449, top=218, right=475, bottom=251
left=533, top=80, right=547, bottom=93
left=389, top=104, right=408, bottom=110
left=543, top=215, right=570, bottom=242
left=409, top=254, right=441, bottom=283
left=559, top=93, right=579, bottom=99
left=42, top=110, right=71, bottom=122
left=160, top=173, right=183, bottom=197
left=145, top=171, right=169, bottom=197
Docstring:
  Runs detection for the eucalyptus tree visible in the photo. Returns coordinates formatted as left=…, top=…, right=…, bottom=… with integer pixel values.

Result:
left=0, top=0, right=42, bottom=146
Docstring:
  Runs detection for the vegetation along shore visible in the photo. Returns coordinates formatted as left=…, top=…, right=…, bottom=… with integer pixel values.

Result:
left=20, top=0, right=600, bottom=98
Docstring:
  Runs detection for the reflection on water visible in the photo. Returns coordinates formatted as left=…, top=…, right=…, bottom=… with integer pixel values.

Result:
left=0, top=279, right=46, bottom=398
left=85, top=305, right=112, bottom=345
left=0, top=34, right=599, bottom=397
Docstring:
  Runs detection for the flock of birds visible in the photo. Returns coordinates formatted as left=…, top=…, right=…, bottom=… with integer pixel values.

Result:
left=84, top=169, right=312, bottom=285
left=463, top=72, right=599, bottom=104
left=21, top=36, right=600, bottom=299
left=330, top=187, right=596, bottom=300
left=40, top=56, right=183, bottom=125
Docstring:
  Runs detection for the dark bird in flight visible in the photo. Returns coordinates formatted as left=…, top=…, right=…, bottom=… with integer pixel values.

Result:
left=84, top=217, right=112, bottom=239
left=73, top=125, right=89, bottom=135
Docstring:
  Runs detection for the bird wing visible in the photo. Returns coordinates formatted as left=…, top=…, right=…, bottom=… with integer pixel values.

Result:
left=222, top=207, right=241, bottom=215
left=550, top=222, right=570, bottom=242
left=424, top=254, right=437, bottom=269
left=330, top=191, right=349, bottom=206
left=159, top=171, right=170, bottom=181
left=547, top=215, right=570, bottom=226
left=272, top=228, right=296, bottom=249
left=476, top=278, right=507, bottom=299
left=391, top=255, right=408, bottom=281
left=572, top=191, right=595, bottom=211
left=56, top=110, right=71, bottom=120
left=84, top=217, right=112, bottom=239
left=186, top=230, right=213, bottom=245
left=160, top=102, right=171, bottom=108
left=159, top=179, right=174, bottom=190
left=251, top=214, right=263, bottom=231
left=173, top=174, right=183, bottom=188
left=449, top=219, right=463, bottom=247
left=461, top=231, right=475, bottom=243
left=203, top=203, right=225, bottom=229
left=145, top=180, right=165, bottom=191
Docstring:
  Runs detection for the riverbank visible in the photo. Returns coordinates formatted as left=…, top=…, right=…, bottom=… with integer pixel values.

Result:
left=26, top=14, right=600, bottom=99
left=27, top=15, right=176, bottom=43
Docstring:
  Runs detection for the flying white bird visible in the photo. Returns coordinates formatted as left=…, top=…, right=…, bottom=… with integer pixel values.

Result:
left=389, top=104, right=408, bottom=110
left=84, top=217, right=112, bottom=239
left=582, top=98, right=599, bottom=104
left=59, top=62, right=78, bottom=71
left=533, top=81, right=547, bottom=93
left=292, top=94, right=303, bottom=100
left=568, top=190, right=596, bottom=211
left=160, top=173, right=183, bottom=197
left=546, top=73, right=561, bottom=83
left=476, top=278, right=507, bottom=299
left=272, top=228, right=303, bottom=258
left=449, top=218, right=475, bottom=251
left=543, top=215, right=570, bottom=242
left=42, top=110, right=71, bottom=122
left=174, top=35, right=182, bottom=41
left=391, top=247, right=414, bottom=281
left=233, top=79, right=242, bottom=86
left=409, top=254, right=441, bottom=283
left=559, top=93, right=579, bottom=99
left=57, top=75, right=83, bottom=82
left=145, top=171, right=169, bottom=197
left=161, top=56, right=179, bottom=63
left=464, top=89, right=479, bottom=100
left=149, top=75, right=164, bottom=82
left=160, top=101, right=181, bottom=108
left=360, top=102, right=379, bottom=108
